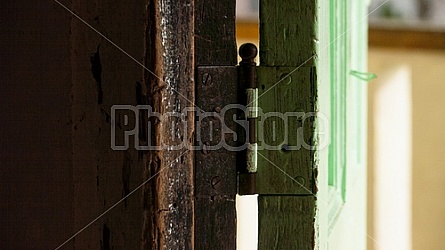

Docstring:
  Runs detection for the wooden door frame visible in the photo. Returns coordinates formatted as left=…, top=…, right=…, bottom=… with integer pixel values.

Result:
left=143, top=0, right=239, bottom=248
left=1, top=0, right=366, bottom=249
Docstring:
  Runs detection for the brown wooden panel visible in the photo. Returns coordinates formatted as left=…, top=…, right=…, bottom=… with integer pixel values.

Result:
left=195, top=196, right=237, bottom=250
left=2, top=0, right=198, bottom=249
left=195, top=0, right=237, bottom=66
left=0, top=1, right=74, bottom=249
left=68, top=0, right=147, bottom=249
left=194, top=0, right=238, bottom=249
left=141, top=0, right=195, bottom=249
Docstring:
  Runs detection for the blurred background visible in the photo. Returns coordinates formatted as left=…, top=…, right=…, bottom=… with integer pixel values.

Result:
left=236, top=0, right=445, bottom=249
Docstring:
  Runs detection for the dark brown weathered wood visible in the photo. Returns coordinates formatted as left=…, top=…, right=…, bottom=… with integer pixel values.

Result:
left=1, top=0, right=150, bottom=249
left=69, top=0, right=147, bottom=249
left=141, top=1, right=161, bottom=249
left=194, top=1, right=238, bottom=249
left=195, top=0, right=237, bottom=66
left=70, top=0, right=195, bottom=248
left=194, top=196, right=237, bottom=249
left=3, top=0, right=238, bottom=249
left=0, top=1, right=74, bottom=249
left=141, top=0, right=195, bottom=249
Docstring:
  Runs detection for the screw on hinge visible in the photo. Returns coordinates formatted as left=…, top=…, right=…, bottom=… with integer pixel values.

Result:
left=214, top=106, right=221, bottom=113
left=294, top=176, right=306, bottom=187
left=202, top=142, right=210, bottom=155
left=202, top=73, right=212, bottom=86
left=281, top=144, right=291, bottom=153
left=279, top=72, right=292, bottom=85
left=211, top=176, right=222, bottom=189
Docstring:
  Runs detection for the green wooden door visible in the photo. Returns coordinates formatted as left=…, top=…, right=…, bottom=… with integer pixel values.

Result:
left=255, top=0, right=369, bottom=249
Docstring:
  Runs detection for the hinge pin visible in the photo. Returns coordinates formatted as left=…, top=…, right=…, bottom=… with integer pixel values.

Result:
left=238, top=43, right=258, bottom=195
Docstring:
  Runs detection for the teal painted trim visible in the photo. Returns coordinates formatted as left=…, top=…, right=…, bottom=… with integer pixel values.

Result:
left=350, top=70, right=377, bottom=81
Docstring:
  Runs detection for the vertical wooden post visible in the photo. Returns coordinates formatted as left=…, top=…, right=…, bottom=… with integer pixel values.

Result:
left=68, top=0, right=148, bottom=249
left=257, top=0, right=319, bottom=249
left=2, top=0, right=239, bottom=249
left=0, top=1, right=75, bottom=249
left=194, top=0, right=238, bottom=249
left=69, top=0, right=194, bottom=249
left=141, top=0, right=195, bottom=249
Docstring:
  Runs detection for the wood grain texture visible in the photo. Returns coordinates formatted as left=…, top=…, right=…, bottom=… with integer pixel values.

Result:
left=195, top=0, right=237, bottom=66
left=256, top=66, right=316, bottom=195
left=260, top=0, right=317, bottom=67
left=258, top=0, right=318, bottom=249
left=194, top=196, right=237, bottom=249
left=2, top=1, right=196, bottom=249
left=141, top=0, right=195, bottom=249
left=69, top=0, right=147, bottom=249
left=258, top=196, right=316, bottom=250
left=194, top=1, right=238, bottom=249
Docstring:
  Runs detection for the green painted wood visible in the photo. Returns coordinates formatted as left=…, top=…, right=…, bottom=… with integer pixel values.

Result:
left=256, top=66, right=316, bottom=195
left=257, top=0, right=319, bottom=249
left=326, top=0, right=368, bottom=248
left=258, top=196, right=316, bottom=250
left=258, top=0, right=368, bottom=249
left=326, top=0, right=349, bottom=230
left=259, top=0, right=317, bottom=67
left=328, top=0, right=348, bottom=198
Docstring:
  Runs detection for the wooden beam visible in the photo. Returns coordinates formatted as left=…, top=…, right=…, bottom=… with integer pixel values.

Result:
left=2, top=0, right=196, bottom=249
left=194, top=0, right=238, bottom=249
left=141, top=0, right=195, bottom=249
left=0, top=1, right=75, bottom=248
left=195, top=0, right=237, bottom=66
left=258, top=196, right=316, bottom=249
left=68, top=0, right=148, bottom=249
left=257, top=0, right=318, bottom=249
left=259, top=0, right=317, bottom=67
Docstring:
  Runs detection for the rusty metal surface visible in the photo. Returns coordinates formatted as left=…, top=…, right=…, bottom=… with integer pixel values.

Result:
left=195, top=66, right=242, bottom=196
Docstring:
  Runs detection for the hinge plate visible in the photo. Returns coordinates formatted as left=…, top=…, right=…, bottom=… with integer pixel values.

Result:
left=195, top=65, right=316, bottom=196
left=255, top=66, right=316, bottom=195
left=195, top=66, right=240, bottom=196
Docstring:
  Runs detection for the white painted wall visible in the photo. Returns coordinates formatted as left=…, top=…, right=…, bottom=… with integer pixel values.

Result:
left=368, top=48, right=445, bottom=250
left=369, top=64, right=412, bottom=250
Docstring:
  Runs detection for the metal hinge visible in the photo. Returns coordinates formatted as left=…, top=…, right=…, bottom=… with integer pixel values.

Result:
left=195, top=43, right=315, bottom=196
left=195, top=43, right=258, bottom=196
left=238, top=43, right=259, bottom=195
